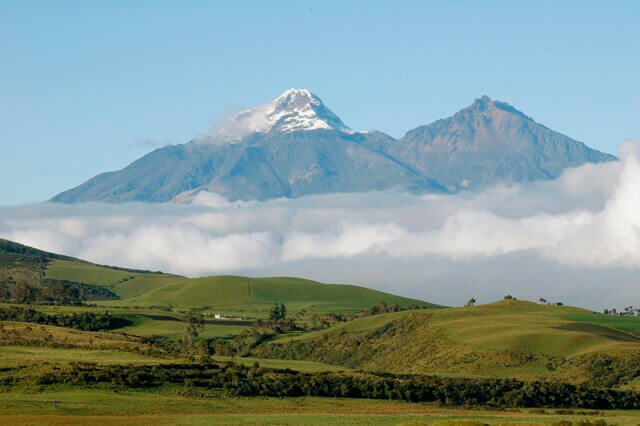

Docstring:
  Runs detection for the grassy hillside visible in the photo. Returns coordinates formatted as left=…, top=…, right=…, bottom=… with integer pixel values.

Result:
left=1, top=238, right=436, bottom=314
left=5, top=237, right=640, bottom=422
left=0, top=238, right=176, bottom=303
left=0, top=320, right=154, bottom=352
left=129, top=275, right=434, bottom=313
left=0, top=238, right=75, bottom=261
left=45, top=259, right=184, bottom=299
left=256, top=299, right=640, bottom=387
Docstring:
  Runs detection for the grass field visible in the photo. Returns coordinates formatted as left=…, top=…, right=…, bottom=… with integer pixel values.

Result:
left=45, top=259, right=184, bottom=298
left=4, top=238, right=640, bottom=423
left=0, top=303, right=252, bottom=342
left=257, top=300, right=640, bottom=385
left=563, top=312, right=640, bottom=337
left=435, top=301, right=639, bottom=357
left=0, top=346, right=170, bottom=366
left=128, top=275, right=434, bottom=312
left=44, top=259, right=436, bottom=319
left=0, top=321, right=153, bottom=351
left=45, top=260, right=143, bottom=286
left=0, top=299, right=639, bottom=423
left=116, top=314, right=250, bottom=340
left=0, top=390, right=638, bottom=425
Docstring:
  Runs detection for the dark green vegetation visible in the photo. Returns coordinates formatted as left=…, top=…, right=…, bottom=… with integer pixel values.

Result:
left=1, top=237, right=640, bottom=424
left=24, top=362, right=640, bottom=410
left=0, top=306, right=129, bottom=331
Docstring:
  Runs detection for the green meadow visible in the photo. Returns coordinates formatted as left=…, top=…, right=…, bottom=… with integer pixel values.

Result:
left=2, top=238, right=640, bottom=424
left=3, top=391, right=640, bottom=425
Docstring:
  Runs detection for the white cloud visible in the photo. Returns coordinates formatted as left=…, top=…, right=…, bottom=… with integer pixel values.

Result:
left=203, top=104, right=274, bottom=144
left=0, top=142, right=638, bottom=309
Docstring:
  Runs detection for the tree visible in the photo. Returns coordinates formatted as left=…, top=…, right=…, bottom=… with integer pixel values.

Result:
left=182, top=313, right=205, bottom=355
left=539, top=298, right=548, bottom=304
left=466, top=298, right=476, bottom=307
left=504, top=295, right=514, bottom=300
left=269, top=302, right=287, bottom=320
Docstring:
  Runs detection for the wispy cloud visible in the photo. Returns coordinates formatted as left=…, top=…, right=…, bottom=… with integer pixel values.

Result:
left=199, top=104, right=274, bottom=145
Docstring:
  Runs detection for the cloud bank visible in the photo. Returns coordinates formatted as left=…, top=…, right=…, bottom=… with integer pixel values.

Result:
left=0, top=142, right=638, bottom=308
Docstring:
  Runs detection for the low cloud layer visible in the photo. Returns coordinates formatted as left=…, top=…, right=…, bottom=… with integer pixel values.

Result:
left=1, top=142, right=638, bottom=309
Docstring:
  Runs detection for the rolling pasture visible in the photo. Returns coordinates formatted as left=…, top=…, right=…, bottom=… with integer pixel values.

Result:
left=257, top=300, right=640, bottom=386
left=1, top=238, right=640, bottom=424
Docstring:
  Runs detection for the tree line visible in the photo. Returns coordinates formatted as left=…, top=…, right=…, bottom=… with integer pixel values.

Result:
left=603, top=306, right=639, bottom=316
left=31, top=361, right=640, bottom=410
left=0, top=306, right=130, bottom=331
left=0, top=278, right=118, bottom=305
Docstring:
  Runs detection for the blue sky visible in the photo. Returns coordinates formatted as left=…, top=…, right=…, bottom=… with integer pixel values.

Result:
left=1, top=0, right=638, bottom=205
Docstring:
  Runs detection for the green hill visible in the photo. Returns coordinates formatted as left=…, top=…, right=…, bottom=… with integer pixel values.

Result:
left=44, top=259, right=182, bottom=299
left=130, top=275, right=434, bottom=313
left=1, top=238, right=435, bottom=313
left=0, top=238, right=179, bottom=301
left=255, top=299, right=640, bottom=388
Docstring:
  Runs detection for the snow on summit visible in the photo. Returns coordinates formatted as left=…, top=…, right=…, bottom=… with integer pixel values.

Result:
left=213, top=89, right=352, bottom=141
left=267, top=89, right=350, bottom=132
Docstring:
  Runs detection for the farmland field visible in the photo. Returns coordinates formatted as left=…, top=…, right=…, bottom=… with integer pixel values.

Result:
left=2, top=238, right=640, bottom=424
left=0, top=391, right=639, bottom=425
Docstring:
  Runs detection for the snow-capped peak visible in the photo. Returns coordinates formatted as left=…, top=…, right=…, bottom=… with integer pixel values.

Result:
left=214, top=89, right=352, bottom=141
left=265, top=88, right=350, bottom=133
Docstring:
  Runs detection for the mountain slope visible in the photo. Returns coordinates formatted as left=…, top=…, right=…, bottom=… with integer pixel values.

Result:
left=52, top=90, right=615, bottom=203
left=380, top=96, right=617, bottom=191
left=52, top=130, right=445, bottom=203
left=52, top=89, right=446, bottom=202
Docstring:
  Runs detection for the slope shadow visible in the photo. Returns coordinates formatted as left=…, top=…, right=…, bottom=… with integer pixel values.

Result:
left=553, top=322, right=640, bottom=343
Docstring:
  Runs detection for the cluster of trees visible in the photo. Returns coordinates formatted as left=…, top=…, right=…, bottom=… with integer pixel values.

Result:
left=181, top=313, right=206, bottom=358
left=538, top=298, right=564, bottom=306
left=603, top=306, right=639, bottom=316
left=465, top=296, right=567, bottom=306
left=269, top=303, right=287, bottom=320
left=0, top=306, right=129, bottom=331
left=33, top=361, right=640, bottom=410
left=361, top=301, right=430, bottom=316
left=0, top=279, right=117, bottom=305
